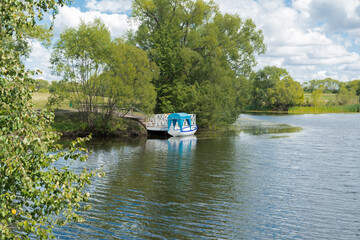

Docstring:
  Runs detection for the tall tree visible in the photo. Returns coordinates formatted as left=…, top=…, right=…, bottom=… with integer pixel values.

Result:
left=302, top=78, right=341, bottom=93
left=267, top=77, right=304, bottom=111
left=51, top=18, right=111, bottom=127
left=34, top=79, right=50, bottom=92
left=345, top=79, right=360, bottom=96
left=51, top=19, right=158, bottom=129
left=0, top=1, right=98, bottom=238
left=131, top=0, right=266, bottom=128
left=336, top=85, right=358, bottom=105
left=251, top=66, right=303, bottom=110
left=252, top=66, right=288, bottom=109
left=311, top=88, right=324, bottom=107
left=96, top=39, right=158, bottom=125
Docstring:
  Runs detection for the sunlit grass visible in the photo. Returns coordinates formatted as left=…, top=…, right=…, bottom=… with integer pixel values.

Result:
left=303, top=93, right=337, bottom=104
left=32, top=92, right=73, bottom=110
left=289, top=104, right=360, bottom=113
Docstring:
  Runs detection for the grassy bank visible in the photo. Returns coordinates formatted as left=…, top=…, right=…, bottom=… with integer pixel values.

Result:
left=52, top=111, right=147, bottom=138
left=32, top=92, right=147, bottom=138
left=289, top=104, right=360, bottom=113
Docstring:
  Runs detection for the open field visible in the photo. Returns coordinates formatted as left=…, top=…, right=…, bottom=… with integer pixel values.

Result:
left=303, top=93, right=337, bottom=104
left=32, top=92, right=72, bottom=110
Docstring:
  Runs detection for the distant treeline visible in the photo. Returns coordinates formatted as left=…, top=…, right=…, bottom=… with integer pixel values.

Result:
left=37, top=69, right=360, bottom=114
left=302, top=78, right=360, bottom=95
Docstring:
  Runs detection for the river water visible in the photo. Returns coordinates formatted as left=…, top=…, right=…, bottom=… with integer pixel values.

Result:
left=54, top=114, right=360, bottom=239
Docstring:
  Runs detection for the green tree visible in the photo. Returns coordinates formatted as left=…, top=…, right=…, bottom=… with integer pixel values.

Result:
left=0, top=24, right=53, bottom=63
left=345, top=80, right=360, bottom=96
left=47, top=80, right=72, bottom=108
left=34, top=79, right=50, bottom=92
left=267, top=77, right=304, bottom=111
left=51, top=18, right=111, bottom=127
left=131, top=0, right=266, bottom=128
left=336, top=85, right=358, bottom=105
left=96, top=39, right=158, bottom=126
left=1, top=1, right=98, bottom=238
left=302, top=78, right=341, bottom=93
left=251, top=66, right=303, bottom=110
left=311, top=88, right=324, bottom=107
left=252, top=66, right=288, bottom=108
left=51, top=19, right=157, bottom=129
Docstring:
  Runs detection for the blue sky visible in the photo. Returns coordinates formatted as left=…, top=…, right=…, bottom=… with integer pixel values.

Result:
left=25, top=0, right=360, bottom=83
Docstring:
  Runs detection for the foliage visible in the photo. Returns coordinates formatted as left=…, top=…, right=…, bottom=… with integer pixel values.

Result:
left=302, top=78, right=360, bottom=98
left=50, top=18, right=111, bottom=122
left=267, top=77, right=304, bottom=111
left=251, top=66, right=303, bottom=111
left=303, top=93, right=337, bottom=106
left=51, top=19, right=157, bottom=129
left=52, top=111, right=147, bottom=137
left=0, top=0, right=99, bottom=238
left=345, top=79, right=360, bottom=96
left=302, top=78, right=341, bottom=93
left=336, top=85, right=359, bottom=105
left=311, top=88, right=324, bottom=107
left=0, top=24, right=53, bottom=62
left=100, top=39, right=158, bottom=117
left=47, top=80, right=72, bottom=109
left=131, top=0, right=266, bottom=128
left=34, top=79, right=50, bottom=92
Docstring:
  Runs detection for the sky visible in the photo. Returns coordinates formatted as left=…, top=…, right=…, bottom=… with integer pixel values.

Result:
left=25, top=0, right=360, bottom=83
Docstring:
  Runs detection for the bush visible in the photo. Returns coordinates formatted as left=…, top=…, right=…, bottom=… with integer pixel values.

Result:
left=37, top=88, right=50, bottom=93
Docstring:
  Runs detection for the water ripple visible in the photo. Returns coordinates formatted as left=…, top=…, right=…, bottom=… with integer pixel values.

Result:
left=54, top=114, right=360, bottom=239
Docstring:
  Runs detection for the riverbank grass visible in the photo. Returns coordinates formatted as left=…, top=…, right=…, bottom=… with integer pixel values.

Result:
left=289, top=104, right=360, bottom=113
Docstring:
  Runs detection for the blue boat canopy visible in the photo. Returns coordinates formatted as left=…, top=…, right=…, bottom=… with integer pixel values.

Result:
left=167, top=113, right=192, bottom=131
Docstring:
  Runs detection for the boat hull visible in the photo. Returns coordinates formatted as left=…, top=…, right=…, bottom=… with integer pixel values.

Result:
left=167, top=126, right=197, bottom=137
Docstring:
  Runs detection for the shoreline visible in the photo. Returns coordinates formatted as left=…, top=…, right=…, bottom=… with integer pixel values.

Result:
left=54, top=110, right=359, bottom=140
left=52, top=110, right=148, bottom=139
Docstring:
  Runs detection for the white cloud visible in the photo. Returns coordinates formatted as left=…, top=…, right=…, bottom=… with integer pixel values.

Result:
left=309, top=0, right=360, bottom=31
left=53, top=6, right=137, bottom=38
left=86, top=0, right=132, bottom=13
left=344, top=60, right=360, bottom=71
left=24, top=0, right=360, bottom=83
left=41, top=5, right=138, bottom=80
left=217, top=0, right=360, bottom=82
left=24, top=41, right=55, bottom=80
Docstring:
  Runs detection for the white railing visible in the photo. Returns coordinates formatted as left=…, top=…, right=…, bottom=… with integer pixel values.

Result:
left=146, top=114, right=169, bottom=128
left=145, top=114, right=197, bottom=129
left=190, top=114, right=196, bottom=127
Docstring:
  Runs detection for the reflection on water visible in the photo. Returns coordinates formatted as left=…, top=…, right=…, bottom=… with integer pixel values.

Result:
left=54, top=114, right=360, bottom=239
left=167, top=136, right=197, bottom=155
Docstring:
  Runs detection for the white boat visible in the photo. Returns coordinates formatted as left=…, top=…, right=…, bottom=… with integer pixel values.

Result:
left=167, top=113, right=197, bottom=137
left=168, top=125, right=198, bottom=137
